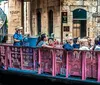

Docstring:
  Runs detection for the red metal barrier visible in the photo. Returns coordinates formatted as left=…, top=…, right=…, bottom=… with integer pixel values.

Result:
left=55, top=48, right=65, bottom=76
left=0, top=45, right=8, bottom=70
left=68, top=51, right=82, bottom=77
left=0, top=45, right=100, bottom=82
left=38, top=48, right=53, bottom=74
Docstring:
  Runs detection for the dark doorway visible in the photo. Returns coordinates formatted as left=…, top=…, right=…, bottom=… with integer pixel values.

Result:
left=48, top=10, right=53, bottom=36
left=73, top=9, right=87, bottom=38
left=37, top=11, right=41, bottom=34
left=80, top=20, right=86, bottom=38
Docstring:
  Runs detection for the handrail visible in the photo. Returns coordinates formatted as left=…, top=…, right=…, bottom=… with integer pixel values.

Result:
left=0, top=45, right=100, bottom=82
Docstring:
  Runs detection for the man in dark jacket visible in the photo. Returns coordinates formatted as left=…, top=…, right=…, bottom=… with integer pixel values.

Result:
left=63, top=38, right=73, bottom=51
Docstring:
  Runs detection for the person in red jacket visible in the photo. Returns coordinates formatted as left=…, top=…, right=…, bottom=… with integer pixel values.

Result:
left=48, top=38, right=54, bottom=47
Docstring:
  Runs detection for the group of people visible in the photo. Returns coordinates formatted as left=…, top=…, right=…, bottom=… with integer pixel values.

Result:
left=36, top=34, right=100, bottom=51
left=13, top=26, right=100, bottom=51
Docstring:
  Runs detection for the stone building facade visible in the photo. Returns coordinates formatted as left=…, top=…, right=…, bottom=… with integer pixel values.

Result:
left=8, top=0, right=100, bottom=42
left=31, top=0, right=100, bottom=40
left=31, top=0, right=61, bottom=39
left=61, top=0, right=99, bottom=39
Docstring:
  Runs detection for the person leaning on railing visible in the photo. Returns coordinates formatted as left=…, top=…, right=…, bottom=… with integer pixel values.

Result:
left=36, top=34, right=52, bottom=48
left=72, top=37, right=80, bottom=49
left=63, top=38, right=73, bottom=51
left=13, top=26, right=23, bottom=46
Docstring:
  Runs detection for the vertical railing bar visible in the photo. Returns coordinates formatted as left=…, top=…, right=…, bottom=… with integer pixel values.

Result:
left=97, top=52, right=100, bottom=82
left=85, top=51, right=86, bottom=80
left=66, top=51, right=68, bottom=78
left=82, top=51, right=86, bottom=80
left=20, top=47, right=23, bottom=70
left=0, top=46, right=2, bottom=67
left=54, top=49, right=57, bottom=76
left=33, top=49, right=36, bottom=71
left=52, top=48, right=56, bottom=76
left=5, top=46, right=8, bottom=70
left=38, top=48, right=41, bottom=74
left=9, top=46, right=12, bottom=68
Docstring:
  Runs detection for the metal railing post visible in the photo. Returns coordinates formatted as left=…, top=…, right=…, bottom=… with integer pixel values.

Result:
left=5, top=46, right=8, bottom=70
left=82, top=51, right=86, bottom=80
left=66, top=51, right=69, bottom=78
left=98, top=52, right=100, bottom=82
left=20, top=47, right=23, bottom=69
left=38, top=48, right=41, bottom=74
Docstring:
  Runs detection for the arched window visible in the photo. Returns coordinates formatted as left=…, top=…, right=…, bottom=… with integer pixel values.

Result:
left=37, top=11, right=41, bottom=35
left=48, top=10, right=53, bottom=36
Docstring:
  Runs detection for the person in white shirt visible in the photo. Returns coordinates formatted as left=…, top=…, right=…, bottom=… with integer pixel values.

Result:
left=79, top=39, right=89, bottom=50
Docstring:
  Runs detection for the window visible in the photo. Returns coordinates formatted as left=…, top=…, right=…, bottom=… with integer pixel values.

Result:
left=37, top=11, right=41, bottom=35
left=73, top=20, right=80, bottom=38
left=48, top=10, right=53, bottom=36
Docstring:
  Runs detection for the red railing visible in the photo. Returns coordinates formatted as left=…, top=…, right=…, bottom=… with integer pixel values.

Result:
left=0, top=45, right=100, bottom=82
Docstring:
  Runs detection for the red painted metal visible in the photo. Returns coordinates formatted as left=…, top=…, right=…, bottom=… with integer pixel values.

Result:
left=0, top=45, right=100, bottom=82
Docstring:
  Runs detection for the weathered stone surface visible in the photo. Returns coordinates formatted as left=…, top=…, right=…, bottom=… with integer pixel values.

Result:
left=32, top=0, right=61, bottom=38
left=8, top=0, right=22, bottom=42
left=8, top=0, right=99, bottom=41
left=8, top=0, right=22, bottom=34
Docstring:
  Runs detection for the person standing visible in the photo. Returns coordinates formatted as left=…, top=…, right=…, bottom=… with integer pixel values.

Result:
left=13, top=26, right=23, bottom=46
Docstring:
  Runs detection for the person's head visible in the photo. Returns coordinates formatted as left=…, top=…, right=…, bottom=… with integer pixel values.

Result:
left=95, top=37, right=99, bottom=45
left=80, top=39, right=88, bottom=47
left=88, top=38, right=91, bottom=43
left=48, top=38, right=54, bottom=44
left=66, top=37, right=73, bottom=44
left=36, top=34, right=48, bottom=46
left=73, top=37, right=78, bottom=43
left=15, top=26, right=23, bottom=34
left=41, top=34, right=48, bottom=41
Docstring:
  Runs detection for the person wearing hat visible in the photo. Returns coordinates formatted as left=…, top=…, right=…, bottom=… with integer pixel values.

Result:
left=13, top=26, right=23, bottom=46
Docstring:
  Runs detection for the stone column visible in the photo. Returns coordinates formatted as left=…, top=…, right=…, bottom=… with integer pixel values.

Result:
left=31, top=0, right=37, bottom=36
left=41, top=0, right=48, bottom=34
left=8, top=0, right=22, bottom=43
left=24, top=1, right=31, bottom=35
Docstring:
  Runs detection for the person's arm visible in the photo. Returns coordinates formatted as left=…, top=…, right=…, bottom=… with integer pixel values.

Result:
left=14, top=39, right=20, bottom=42
left=42, top=44, right=53, bottom=48
left=13, top=34, right=20, bottom=42
left=42, top=42, right=53, bottom=48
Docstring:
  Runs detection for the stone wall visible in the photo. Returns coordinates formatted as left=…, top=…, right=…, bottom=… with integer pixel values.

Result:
left=7, top=0, right=99, bottom=42
left=8, top=0, right=22, bottom=42
left=32, top=0, right=61, bottom=39
left=31, top=0, right=98, bottom=39
left=62, top=0, right=97, bottom=38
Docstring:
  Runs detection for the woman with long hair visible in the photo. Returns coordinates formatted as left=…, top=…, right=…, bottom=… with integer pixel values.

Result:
left=36, top=34, right=52, bottom=47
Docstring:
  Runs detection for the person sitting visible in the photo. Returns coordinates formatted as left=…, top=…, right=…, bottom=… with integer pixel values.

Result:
left=13, top=26, right=23, bottom=46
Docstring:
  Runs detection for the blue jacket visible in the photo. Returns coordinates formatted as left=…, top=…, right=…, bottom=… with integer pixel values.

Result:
left=73, top=43, right=80, bottom=49
left=63, top=43, right=73, bottom=51
left=13, top=32, right=23, bottom=46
